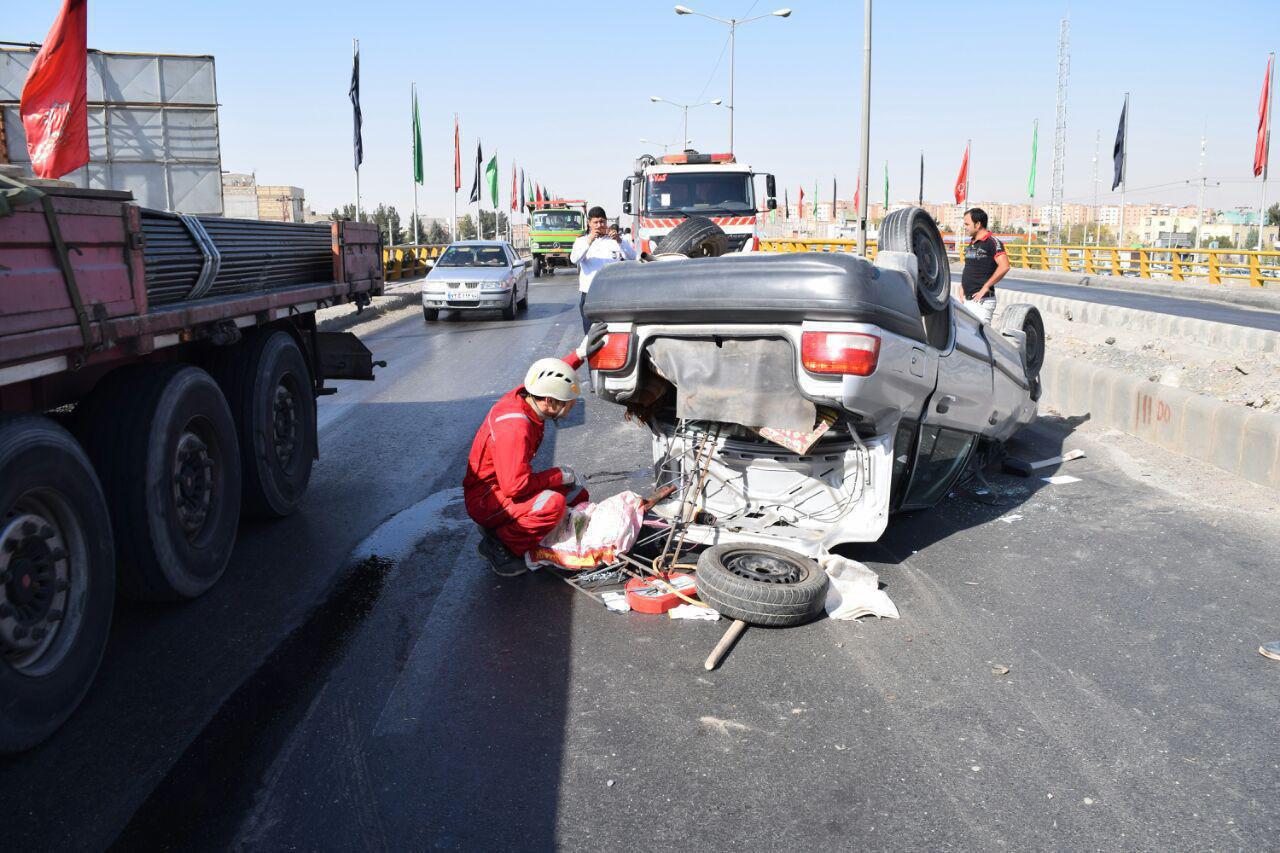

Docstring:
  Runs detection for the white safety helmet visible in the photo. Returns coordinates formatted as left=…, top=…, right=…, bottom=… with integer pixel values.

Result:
left=523, top=358, right=580, bottom=401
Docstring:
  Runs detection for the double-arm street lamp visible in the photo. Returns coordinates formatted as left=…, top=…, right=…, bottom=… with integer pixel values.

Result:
left=640, top=137, right=691, bottom=154
left=674, top=5, right=792, bottom=155
left=648, top=96, right=722, bottom=153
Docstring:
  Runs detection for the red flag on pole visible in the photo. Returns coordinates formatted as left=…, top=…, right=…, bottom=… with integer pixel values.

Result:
left=453, top=116, right=461, bottom=192
left=1255, top=54, right=1273, bottom=178
left=798, top=186, right=805, bottom=220
left=20, top=0, right=89, bottom=180
left=954, top=143, right=970, bottom=205
left=536, top=184, right=543, bottom=206
left=853, top=170, right=861, bottom=214
left=510, top=162, right=518, bottom=211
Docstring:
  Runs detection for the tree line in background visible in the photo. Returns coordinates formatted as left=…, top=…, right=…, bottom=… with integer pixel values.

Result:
left=330, top=204, right=510, bottom=245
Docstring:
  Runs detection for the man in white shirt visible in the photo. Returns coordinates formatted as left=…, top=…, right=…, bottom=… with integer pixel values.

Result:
left=570, top=206, right=636, bottom=332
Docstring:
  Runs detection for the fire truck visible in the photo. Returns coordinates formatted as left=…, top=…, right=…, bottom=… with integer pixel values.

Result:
left=621, top=151, right=776, bottom=255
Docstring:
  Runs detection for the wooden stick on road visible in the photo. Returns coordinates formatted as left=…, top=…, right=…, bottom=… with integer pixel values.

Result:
left=704, top=619, right=748, bottom=671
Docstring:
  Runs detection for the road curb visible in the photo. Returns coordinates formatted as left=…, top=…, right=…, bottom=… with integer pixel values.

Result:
left=1004, top=267, right=1280, bottom=312
left=1004, top=291, right=1280, bottom=354
left=1040, top=352, right=1280, bottom=490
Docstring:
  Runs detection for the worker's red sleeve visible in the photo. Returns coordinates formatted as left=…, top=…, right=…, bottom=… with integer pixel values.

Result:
left=491, top=418, right=562, bottom=500
left=563, top=351, right=584, bottom=370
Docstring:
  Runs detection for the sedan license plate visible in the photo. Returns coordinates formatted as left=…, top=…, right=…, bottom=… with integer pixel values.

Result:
left=447, top=290, right=472, bottom=300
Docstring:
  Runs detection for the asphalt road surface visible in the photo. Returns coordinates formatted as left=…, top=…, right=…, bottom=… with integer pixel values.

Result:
left=994, top=273, right=1280, bottom=331
left=4, top=274, right=1279, bottom=850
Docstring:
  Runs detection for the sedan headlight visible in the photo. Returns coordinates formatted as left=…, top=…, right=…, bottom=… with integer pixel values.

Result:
left=480, top=280, right=512, bottom=291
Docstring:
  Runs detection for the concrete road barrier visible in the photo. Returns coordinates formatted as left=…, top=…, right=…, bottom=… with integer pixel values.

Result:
left=1008, top=290, right=1280, bottom=354
left=1004, top=267, right=1280, bottom=312
left=1039, top=352, right=1280, bottom=490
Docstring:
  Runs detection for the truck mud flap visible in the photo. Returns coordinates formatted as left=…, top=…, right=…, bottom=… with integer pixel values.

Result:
left=315, top=332, right=384, bottom=381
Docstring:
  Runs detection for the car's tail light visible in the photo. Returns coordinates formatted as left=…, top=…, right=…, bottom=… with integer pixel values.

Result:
left=801, top=331, right=880, bottom=376
left=589, top=333, right=631, bottom=371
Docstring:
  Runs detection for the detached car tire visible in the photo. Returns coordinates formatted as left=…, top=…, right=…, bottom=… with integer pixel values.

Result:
left=0, top=415, right=115, bottom=754
left=879, top=206, right=951, bottom=314
left=658, top=216, right=729, bottom=258
left=999, top=303, right=1045, bottom=376
left=696, top=544, right=828, bottom=627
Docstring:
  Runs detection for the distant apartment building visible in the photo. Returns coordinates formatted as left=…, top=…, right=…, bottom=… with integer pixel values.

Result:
left=221, top=173, right=307, bottom=222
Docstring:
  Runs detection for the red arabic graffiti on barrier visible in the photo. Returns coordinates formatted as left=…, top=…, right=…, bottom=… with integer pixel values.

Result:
left=1137, top=393, right=1173, bottom=427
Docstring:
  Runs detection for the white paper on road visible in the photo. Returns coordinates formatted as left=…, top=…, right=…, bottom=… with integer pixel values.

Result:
left=601, top=591, right=631, bottom=613
left=668, top=603, right=720, bottom=621
left=821, top=555, right=899, bottom=621
left=1042, top=474, right=1082, bottom=485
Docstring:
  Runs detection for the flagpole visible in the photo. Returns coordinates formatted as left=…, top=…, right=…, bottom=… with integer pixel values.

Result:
left=452, top=114, right=459, bottom=242
left=1091, top=129, right=1101, bottom=247
left=1117, top=93, right=1129, bottom=247
left=1258, top=52, right=1274, bottom=251
left=353, top=39, right=361, bottom=221
left=410, top=82, right=419, bottom=245
left=856, top=0, right=872, bottom=256
left=1027, top=120, right=1037, bottom=248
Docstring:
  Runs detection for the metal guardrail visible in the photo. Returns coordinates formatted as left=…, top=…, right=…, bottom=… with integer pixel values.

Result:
left=761, top=238, right=1280, bottom=288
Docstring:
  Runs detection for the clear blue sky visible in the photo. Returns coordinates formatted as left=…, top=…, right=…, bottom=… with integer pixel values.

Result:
left=8, top=0, right=1277, bottom=219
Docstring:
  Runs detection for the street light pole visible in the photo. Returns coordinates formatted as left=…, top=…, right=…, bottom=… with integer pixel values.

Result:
left=650, top=95, right=720, bottom=151
left=675, top=6, right=790, bottom=156
left=856, top=0, right=872, bottom=256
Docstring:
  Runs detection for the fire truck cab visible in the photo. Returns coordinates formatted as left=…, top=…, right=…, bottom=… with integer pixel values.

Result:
left=622, top=151, right=776, bottom=255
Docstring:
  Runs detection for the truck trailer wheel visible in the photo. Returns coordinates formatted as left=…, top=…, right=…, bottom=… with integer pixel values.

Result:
left=532, top=257, right=542, bottom=278
left=0, top=416, right=115, bottom=754
left=219, top=330, right=317, bottom=518
left=658, top=216, right=729, bottom=258
left=82, top=365, right=242, bottom=601
left=879, top=206, right=951, bottom=314
left=695, top=544, right=828, bottom=627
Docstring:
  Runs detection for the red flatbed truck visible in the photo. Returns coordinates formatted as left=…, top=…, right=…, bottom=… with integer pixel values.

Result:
left=0, top=177, right=384, bottom=752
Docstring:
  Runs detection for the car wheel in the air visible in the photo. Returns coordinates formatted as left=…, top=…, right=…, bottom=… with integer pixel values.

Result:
left=695, top=544, right=828, bottom=627
left=999, top=303, right=1045, bottom=376
left=658, top=216, right=729, bottom=258
left=879, top=206, right=951, bottom=314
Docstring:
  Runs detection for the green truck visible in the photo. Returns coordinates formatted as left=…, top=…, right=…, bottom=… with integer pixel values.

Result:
left=527, top=199, right=587, bottom=278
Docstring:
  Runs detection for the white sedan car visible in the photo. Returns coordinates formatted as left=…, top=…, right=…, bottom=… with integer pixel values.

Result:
left=421, top=241, right=530, bottom=321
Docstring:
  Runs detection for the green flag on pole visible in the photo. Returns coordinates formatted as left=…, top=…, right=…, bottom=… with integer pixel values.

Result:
left=411, top=87, right=423, bottom=184
left=485, top=154, right=498, bottom=208
left=883, top=161, right=889, bottom=208
left=1028, top=119, right=1038, bottom=198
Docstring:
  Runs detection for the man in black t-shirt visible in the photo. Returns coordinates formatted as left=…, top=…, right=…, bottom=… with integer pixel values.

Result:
left=960, top=207, right=1009, bottom=325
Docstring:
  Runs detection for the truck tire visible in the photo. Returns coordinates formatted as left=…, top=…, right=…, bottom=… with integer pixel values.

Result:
left=219, top=330, right=316, bottom=518
left=695, top=544, right=828, bottom=627
left=532, top=257, right=542, bottom=278
left=999, top=304, right=1045, bottom=376
left=879, top=206, right=950, bottom=314
left=658, top=216, right=729, bottom=258
left=0, top=415, right=115, bottom=754
left=81, top=365, right=242, bottom=601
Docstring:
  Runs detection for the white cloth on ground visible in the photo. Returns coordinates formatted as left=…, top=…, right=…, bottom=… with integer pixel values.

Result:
left=820, top=554, right=900, bottom=621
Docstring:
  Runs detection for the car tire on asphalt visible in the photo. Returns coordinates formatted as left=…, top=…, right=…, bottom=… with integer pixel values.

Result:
left=0, top=415, right=115, bottom=754
left=217, top=330, right=316, bottom=518
left=695, top=544, right=828, bottom=627
left=79, top=365, right=242, bottom=602
left=879, top=206, right=951, bottom=314
left=517, top=287, right=529, bottom=311
left=999, top=303, right=1045, bottom=376
left=658, top=216, right=729, bottom=258
left=502, top=292, right=517, bottom=321
left=423, top=306, right=439, bottom=322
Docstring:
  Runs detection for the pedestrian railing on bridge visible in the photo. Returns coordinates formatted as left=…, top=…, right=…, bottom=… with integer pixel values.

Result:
left=383, top=244, right=448, bottom=281
left=1003, top=244, right=1280, bottom=289
left=761, top=238, right=1280, bottom=288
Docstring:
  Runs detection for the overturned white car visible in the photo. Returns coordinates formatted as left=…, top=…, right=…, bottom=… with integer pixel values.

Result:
left=583, top=208, right=1045, bottom=559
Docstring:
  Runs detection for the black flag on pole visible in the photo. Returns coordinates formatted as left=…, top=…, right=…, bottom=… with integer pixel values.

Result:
left=469, top=142, right=483, bottom=204
left=1112, top=95, right=1128, bottom=190
left=349, top=45, right=362, bottom=169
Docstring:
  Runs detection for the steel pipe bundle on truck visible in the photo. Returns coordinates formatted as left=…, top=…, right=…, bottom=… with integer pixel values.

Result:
left=0, top=179, right=384, bottom=753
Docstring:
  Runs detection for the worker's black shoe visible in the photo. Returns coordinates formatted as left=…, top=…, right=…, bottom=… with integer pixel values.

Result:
left=478, top=529, right=527, bottom=577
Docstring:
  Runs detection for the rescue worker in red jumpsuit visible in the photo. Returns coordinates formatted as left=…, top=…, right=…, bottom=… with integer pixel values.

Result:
left=464, top=323, right=608, bottom=575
